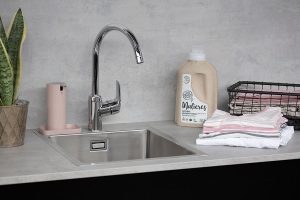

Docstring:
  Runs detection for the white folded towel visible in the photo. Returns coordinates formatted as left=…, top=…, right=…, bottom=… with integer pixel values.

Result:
left=196, top=126, right=294, bottom=149
left=204, top=107, right=287, bottom=129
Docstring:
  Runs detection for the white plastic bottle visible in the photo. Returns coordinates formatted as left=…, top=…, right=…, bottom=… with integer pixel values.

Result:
left=175, top=47, right=218, bottom=127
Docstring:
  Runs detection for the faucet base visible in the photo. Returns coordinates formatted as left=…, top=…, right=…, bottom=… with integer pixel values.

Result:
left=88, top=94, right=102, bottom=131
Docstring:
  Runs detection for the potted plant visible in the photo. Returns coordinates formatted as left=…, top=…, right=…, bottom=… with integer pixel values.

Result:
left=0, top=9, right=28, bottom=147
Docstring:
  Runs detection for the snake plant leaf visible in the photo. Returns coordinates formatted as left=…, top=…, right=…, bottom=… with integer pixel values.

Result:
left=7, top=8, right=26, bottom=102
left=0, top=39, right=14, bottom=106
left=0, top=17, right=8, bottom=50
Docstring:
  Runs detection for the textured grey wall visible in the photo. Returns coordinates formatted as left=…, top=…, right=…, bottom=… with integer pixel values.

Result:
left=0, top=0, right=300, bottom=129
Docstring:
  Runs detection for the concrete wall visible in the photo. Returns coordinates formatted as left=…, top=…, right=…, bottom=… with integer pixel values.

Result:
left=1, top=0, right=300, bottom=128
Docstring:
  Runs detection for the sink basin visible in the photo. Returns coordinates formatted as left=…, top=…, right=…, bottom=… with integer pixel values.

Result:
left=38, top=128, right=205, bottom=166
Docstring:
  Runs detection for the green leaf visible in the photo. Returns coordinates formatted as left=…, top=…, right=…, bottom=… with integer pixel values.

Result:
left=0, top=97, right=4, bottom=106
left=0, top=17, right=8, bottom=50
left=7, top=8, right=26, bottom=102
left=0, top=38, right=14, bottom=106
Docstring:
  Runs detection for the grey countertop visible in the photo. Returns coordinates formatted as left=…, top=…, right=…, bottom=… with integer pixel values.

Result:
left=1, top=120, right=300, bottom=186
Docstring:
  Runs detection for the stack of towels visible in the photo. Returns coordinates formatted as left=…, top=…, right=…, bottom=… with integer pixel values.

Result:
left=196, top=107, right=294, bottom=149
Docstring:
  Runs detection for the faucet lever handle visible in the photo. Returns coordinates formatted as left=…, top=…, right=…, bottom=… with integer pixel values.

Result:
left=100, top=81, right=121, bottom=115
left=114, top=80, right=121, bottom=103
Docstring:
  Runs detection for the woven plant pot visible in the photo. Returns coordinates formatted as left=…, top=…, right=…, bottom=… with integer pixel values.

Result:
left=0, top=100, right=29, bottom=147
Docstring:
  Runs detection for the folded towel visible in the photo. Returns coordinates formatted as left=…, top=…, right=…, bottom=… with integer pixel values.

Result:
left=203, top=107, right=287, bottom=136
left=199, top=131, right=282, bottom=138
left=196, top=126, right=294, bottom=149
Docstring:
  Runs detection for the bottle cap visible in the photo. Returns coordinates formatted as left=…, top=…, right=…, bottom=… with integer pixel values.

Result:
left=189, top=46, right=206, bottom=61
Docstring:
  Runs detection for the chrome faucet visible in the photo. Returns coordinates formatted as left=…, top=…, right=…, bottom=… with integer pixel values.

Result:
left=88, top=24, right=144, bottom=132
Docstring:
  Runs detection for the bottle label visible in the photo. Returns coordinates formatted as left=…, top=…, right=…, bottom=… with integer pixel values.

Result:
left=180, top=74, right=207, bottom=124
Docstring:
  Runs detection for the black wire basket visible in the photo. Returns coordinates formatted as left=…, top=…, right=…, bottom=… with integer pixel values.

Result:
left=227, top=81, right=300, bottom=130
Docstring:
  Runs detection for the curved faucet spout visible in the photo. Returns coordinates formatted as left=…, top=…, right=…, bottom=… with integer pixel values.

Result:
left=89, top=24, right=144, bottom=132
left=92, top=24, right=144, bottom=96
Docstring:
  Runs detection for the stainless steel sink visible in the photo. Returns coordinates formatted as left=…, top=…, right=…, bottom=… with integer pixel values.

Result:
left=38, top=128, right=204, bottom=166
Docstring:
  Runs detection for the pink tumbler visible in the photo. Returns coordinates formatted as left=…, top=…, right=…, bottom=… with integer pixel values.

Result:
left=47, top=82, right=67, bottom=130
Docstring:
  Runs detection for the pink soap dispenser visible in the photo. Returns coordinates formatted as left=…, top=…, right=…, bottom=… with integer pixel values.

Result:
left=47, top=82, right=67, bottom=130
left=39, top=82, right=81, bottom=135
